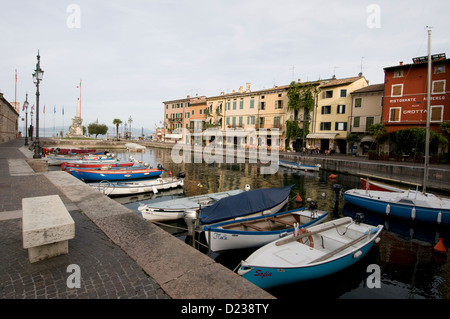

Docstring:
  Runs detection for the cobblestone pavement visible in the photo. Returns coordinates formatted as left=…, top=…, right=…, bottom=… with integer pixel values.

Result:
left=0, top=138, right=170, bottom=299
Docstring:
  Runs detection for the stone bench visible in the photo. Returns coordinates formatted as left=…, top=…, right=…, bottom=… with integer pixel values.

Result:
left=22, top=195, right=75, bottom=263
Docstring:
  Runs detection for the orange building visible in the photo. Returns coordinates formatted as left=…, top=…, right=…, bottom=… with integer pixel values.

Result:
left=382, top=53, right=450, bottom=133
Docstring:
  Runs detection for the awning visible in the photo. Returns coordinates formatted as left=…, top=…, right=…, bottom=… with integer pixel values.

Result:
left=306, top=133, right=337, bottom=139
left=361, top=135, right=376, bottom=142
left=164, top=134, right=182, bottom=139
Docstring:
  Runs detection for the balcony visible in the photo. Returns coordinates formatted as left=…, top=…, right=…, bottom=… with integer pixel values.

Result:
left=255, top=123, right=283, bottom=130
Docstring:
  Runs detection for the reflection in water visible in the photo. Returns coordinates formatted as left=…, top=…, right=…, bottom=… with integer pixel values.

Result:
left=114, top=147, right=449, bottom=299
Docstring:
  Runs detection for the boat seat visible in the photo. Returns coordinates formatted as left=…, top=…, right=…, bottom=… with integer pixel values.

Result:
left=240, top=223, right=265, bottom=231
left=269, top=217, right=295, bottom=226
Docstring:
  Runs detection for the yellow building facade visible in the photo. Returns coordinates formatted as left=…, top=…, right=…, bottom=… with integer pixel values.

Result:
left=308, top=76, right=368, bottom=153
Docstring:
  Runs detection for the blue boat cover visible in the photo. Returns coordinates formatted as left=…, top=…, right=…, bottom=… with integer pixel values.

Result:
left=199, top=184, right=294, bottom=225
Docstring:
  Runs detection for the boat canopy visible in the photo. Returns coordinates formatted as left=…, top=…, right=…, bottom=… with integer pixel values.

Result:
left=199, top=184, right=294, bottom=225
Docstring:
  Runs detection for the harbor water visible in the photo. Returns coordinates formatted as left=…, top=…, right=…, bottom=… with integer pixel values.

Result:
left=106, top=147, right=450, bottom=299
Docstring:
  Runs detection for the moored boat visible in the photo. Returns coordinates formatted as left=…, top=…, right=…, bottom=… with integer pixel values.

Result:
left=61, top=161, right=135, bottom=171
left=43, top=147, right=98, bottom=155
left=360, top=178, right=406, bottom=192
left=278, top=160, right=320, bottom=172
left=237, top=217, right=383, bottom=289
left=88, top=176, right=184, bottom=196
left=46, top=154, right=118, bottom=166
left=203, top=203, right=328, bottom=252
left=197, top=184, right=294, bottom=225
left=69, top=167, right=163, bottom=181
left=343, top=188, right=450, bottom=226
left=138, top=188, right=247, bottom=222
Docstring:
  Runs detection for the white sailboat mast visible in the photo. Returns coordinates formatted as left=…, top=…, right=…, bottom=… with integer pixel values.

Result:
left=423, top=27, right=432, bottom=193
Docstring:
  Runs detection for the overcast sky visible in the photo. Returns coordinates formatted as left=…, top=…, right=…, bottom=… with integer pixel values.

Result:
left=1, top=0, right=449, bottom=135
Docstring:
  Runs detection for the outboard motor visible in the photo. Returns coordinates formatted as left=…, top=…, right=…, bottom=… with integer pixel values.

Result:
left=177, top=172, right=186, bottom=179
left=355, top=212, right=364, bottom=225
left=308, top=200, right=318, bottom=211
left=183, top=209, right=199, bottom=237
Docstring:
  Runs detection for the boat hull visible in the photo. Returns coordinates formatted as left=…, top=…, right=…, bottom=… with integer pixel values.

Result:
left=139, top=189, right=244, bottom=221
left=360, top=178, right=405, bottom=192
left=89, top=178, right=183, bottom=196
left=203, top=209, right=328, bottom=252
left=62, top=162, right=134, bottom=170
left=343, top=191, right=450, bottom=226
left=278, top=160, right=320, bottom=171
left=70, top=168, right=163, bottom=181
left=238, top=217, right=383, bottom=289
left=239, top=238, right=377, bottom=289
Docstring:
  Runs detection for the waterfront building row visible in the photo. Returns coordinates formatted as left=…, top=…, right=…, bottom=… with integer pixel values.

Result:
left=162, top=53, right=450, bottom=154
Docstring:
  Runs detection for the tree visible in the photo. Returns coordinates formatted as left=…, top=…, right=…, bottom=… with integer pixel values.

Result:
left=113, top=119, right=122, bottom=139
left=286, top=82, right=317, bottom=149
left=285, top=120, right=302, bottom=149
left=88, top=123, right=108, bottom=138
left=440, top=121, right=450, bottom=138
left=368, top=123, right=387, bottom=154
left=389, top=127, right=448, bottom=154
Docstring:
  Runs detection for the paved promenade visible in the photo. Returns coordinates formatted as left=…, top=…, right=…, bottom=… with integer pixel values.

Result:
left=0, top=138, right=273, bottom=301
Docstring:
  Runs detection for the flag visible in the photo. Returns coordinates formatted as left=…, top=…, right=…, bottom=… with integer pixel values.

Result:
left=62, top=107, right=64, bottom=115
left=43, top=105, right=45, bottom=114
left=77, top=80, right=81, bottom=88
left=32, top=104, right=35, bottom=110
left=15, top=69, right=17, bottom=83
left=54, top=105, right=56, bottom=114
left=22, top=103, right=25, bottom=111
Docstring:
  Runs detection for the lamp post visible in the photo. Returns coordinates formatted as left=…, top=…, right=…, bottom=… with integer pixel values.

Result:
left=32, top=50, right=44, bottom=158
left=24, top=93, right=29, bottom=146
left=128, top=116, right=133, bottom=140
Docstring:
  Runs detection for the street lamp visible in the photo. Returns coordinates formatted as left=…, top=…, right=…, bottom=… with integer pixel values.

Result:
left=128, top=116, right=133, bottom=140
left=24, top=93, right=29, bottom=146
left=32, top=50, right=44, bottom=158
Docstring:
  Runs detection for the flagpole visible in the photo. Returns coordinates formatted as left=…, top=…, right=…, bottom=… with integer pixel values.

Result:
left=43, top=105, right=45, bottom=138
left=15, top=69, right=17, bottom=107
left=79, top=79, right=82, bottom=117
left=53, top=105, right=56, bottom=137
left=62, top=106, right=65, bottom=138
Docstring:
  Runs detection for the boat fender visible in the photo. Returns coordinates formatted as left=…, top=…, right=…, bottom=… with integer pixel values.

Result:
left=437, top=212, right=442, bottom=224
left=298, top=228, right=314, bottom=248
left=353, top=251, right=362, bottom=259
left=375, top=237, right=381, bottom=244
left=295, top=193, right=303, bottom=203
left=386, top=204, right=390, bottom=215
left=411, top=207, right=416, bottom=220
left=279, top=232, right=288, bottom=238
